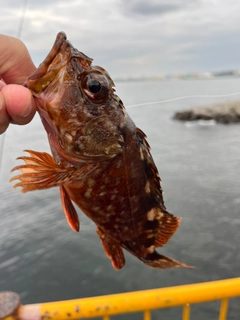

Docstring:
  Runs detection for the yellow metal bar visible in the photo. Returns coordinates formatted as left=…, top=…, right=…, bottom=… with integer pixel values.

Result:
left=218, top=298, right=229, bottom=320
left=143, top=310, right=151, bottom=320
left=182, top=304, right=190, bottom=320
left=17, top=277, right=240, bottom=320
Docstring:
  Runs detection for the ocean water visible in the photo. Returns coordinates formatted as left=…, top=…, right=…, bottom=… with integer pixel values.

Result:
left=0, top=78, right=240, bottom=319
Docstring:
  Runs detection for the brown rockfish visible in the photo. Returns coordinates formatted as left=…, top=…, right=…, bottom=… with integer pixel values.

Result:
left=11, top=32, right=191, bottom=270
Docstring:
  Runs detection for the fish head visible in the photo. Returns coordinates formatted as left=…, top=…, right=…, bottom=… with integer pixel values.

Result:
left=25, top=32, right=120, bottom=165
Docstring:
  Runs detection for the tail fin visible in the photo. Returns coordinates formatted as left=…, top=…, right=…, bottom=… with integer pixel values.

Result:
left=140, top=250, right=193, bottom=269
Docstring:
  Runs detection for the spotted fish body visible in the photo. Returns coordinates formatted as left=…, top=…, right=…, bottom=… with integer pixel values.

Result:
left=11, top=32, right=190, bottom=270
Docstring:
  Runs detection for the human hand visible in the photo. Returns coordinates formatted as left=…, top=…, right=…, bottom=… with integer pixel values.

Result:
left=0, top=34, right=36, bottom=134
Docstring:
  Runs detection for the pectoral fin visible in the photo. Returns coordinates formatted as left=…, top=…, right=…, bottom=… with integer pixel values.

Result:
left=10, top=150, right=98, bottom=193
left=60, top=185, right=79, bottom=232
left=10, top=150, right=71, bottom=192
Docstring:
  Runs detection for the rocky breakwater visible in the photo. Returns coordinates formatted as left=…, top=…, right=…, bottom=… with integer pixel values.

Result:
left=173, top=101, right=240, bottom=124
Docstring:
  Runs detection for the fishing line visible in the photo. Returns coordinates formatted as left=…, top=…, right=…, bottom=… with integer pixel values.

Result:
left=16, top=0, right=29, bottom=39
left=0, top=0, right=28, bottom=171
left=126, top=91, right=240, bottom=109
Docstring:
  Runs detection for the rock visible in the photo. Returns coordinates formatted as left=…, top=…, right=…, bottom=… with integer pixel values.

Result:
left=173, top=101, right=240, bottom=124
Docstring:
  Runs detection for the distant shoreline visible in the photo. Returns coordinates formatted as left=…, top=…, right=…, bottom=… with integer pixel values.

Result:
left=114, top=71, right=240, bottom=82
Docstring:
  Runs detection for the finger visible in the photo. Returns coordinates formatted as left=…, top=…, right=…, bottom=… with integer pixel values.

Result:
left=0, top=35, right=36, bottom=84
left=0, top=84, right=36, bottom=126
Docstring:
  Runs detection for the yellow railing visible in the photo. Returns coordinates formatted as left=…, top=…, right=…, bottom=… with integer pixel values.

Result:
left=2, top=277, right=240, bottom=320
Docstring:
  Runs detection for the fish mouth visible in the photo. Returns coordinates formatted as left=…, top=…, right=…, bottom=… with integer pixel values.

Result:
left=23, top=32, right=95, bottom=165
left=24, top=32, right=68, bottom=93
left=24, top=31, right=93, bottom=94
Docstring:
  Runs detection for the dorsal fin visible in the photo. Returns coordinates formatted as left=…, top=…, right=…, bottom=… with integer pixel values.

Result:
left=154, top=213, right=181, bottom=247
left=141, top=208, right=181, bottom=248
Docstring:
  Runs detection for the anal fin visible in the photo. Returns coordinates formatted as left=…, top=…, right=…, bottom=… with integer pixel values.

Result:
left=96, top=227, right=125, bottom=270
left=60, top=185, right=79, bottom=232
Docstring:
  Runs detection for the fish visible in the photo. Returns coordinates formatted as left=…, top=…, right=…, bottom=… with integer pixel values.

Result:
left=10, top=32, right=191, bottom=270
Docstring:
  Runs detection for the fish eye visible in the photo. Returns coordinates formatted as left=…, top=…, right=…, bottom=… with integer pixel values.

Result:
left=87, top=79, right=102, bottom=94
left=81, top=72, right=110, bottom=103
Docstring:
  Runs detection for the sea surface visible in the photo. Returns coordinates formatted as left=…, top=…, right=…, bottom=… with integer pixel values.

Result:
left=0, top=78, right=240, bottom=319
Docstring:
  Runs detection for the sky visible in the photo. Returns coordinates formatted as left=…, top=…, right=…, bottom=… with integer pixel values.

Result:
left=1, top=0, right=240, bottom=79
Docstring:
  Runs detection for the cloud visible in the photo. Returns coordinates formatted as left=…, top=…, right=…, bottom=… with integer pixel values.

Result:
left=1, top=0, right=240, bottom=78
left=119, top=0, right=199, bottom=16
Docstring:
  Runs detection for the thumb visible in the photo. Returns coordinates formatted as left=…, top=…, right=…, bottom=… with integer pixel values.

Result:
left=0, top=84, right=36, bottom=125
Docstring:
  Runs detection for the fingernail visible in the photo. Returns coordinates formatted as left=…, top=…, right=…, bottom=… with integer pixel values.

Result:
left=20, top=102, right=32, bottom=117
